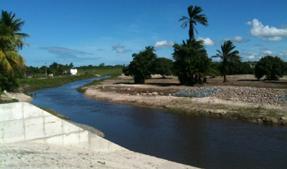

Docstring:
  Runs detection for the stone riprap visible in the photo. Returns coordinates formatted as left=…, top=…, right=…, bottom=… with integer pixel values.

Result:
left=174, top=87, right=223, bottom=98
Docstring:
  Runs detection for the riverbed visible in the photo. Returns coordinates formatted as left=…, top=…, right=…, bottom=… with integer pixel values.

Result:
left=32, top=78, right=287, bottom=169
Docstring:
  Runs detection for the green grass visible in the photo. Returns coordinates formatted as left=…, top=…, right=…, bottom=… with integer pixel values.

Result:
left=18, top=67, right=122, bottom=93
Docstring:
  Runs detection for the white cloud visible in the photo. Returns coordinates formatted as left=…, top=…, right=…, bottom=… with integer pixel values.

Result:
left=247, top=19, right=287, bottom=41
left=199, top=37, right=214, bottom=46
left=112, top=44, right=132, bottom=54
left=241, top=51, right=258, bottom=61
left=225, top=36, right=248, bottom=43
left=154, top=40, right=174, bottom=48
left=262, top=50, right=272, bottom=55
left=268, top=36, right=282, bottom=41
left=233, top=36, right=243, bottom=42
left=40, top=47, right=93, bottom=59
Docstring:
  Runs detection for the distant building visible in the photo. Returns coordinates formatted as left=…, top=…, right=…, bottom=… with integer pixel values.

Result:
left=70, top=68, right=78, bottom=75
left=48, top=73, right=54, bottom=77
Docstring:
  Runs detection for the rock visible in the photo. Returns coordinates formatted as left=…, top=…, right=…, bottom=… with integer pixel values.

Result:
left=152, top=92, right=158, bottom=96
left=256, top=118, right=263, bottom=124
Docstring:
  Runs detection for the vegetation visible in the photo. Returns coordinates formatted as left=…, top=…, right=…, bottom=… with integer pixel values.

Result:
left=179, top=5, right=208, bottom=40
left=19, top=66, right=122, bottom=92
left=255, top=56, right=285, bottom=80
left=152, top=57, right=173, bottom=78
left=0, top=11, right=27, bottom=91
left=216, top=40, right=240, bottom=82
left=124, top=47, right=157, bottom=84
left=2, top=5, right=286, bottom=94
left=173, top=40, right=210, bottom=85
left=25, top=62, right=74, bottom=77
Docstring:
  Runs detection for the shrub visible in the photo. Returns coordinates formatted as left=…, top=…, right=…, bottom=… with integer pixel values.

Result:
left=152, top=57, right=173, bottom=78
left=0, top=74, right=18, bottom=91
left=125, top=46, right=157, bottom=84
left=255, top=55, right=285, bottom=80
left=173, top=40, right=210, bottom=85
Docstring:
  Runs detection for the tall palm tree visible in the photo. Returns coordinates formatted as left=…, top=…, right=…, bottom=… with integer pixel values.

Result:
left=0, top=10, right=27, bottom=76
left=179, top=5, right=208, bottom=40
left=216, top=40, right=240, bottom=82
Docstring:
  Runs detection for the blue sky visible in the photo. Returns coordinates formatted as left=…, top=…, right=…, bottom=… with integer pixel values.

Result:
left=1, top=0, right=287, bottom=66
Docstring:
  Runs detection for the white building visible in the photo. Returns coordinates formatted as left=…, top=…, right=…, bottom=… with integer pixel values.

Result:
left=70, top=68, right=78, bottom=75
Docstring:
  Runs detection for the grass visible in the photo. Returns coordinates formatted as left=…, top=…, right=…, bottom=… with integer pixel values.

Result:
left=18, top=67, right=122, bottom=93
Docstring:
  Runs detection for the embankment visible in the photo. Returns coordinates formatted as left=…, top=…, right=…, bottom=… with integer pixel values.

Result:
left=84, top=84, right=287, bottom=126
left=0, top=102, right=197, bottom=169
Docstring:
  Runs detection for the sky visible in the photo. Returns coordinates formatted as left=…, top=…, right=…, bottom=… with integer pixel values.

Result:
left=1, top=0, right=287, bottom=66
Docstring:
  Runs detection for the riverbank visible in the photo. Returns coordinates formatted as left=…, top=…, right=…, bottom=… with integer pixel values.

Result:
left=83, top=75, right=287, bottom=126
left=0, top=102, right=196, bottom=169
left=18, top=67, right=122, bottom=93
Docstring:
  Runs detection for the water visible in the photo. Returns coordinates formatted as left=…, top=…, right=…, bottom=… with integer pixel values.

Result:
left=32, top=77, right=287, bottom=169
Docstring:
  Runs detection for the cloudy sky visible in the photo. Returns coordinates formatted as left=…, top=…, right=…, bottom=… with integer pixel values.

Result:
left=1, top=0, right=287, bottom=66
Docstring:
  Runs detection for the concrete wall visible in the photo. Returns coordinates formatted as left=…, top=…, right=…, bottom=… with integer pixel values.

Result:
left=0, top=102, right=124, bottom=152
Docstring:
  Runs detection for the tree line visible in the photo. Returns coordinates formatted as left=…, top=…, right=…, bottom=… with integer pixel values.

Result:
left=0, top=7, right=287, bottom=91
left=123, top=5, right=287, bottom=84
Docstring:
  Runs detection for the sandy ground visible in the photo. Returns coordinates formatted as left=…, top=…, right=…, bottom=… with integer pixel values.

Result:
left=0, top=91, right=32, bottom=102
left=0, top=142, right=196, bottom=169
left=83, top=75, right=287, bottom=125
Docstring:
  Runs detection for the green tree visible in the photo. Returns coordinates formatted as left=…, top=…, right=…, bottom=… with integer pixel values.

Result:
left=179, top=5, right=208, bottom=40
left=152, top=57, right=173, bottom=78
left=216, top=40, right=240, bottom=82
left=0, top=11, right=27, bottom=91
left=173, top=40, right=210, bottom=85
left=125, top=47, right=157, bottom=84
left=254, top=56, right=285, bottom=80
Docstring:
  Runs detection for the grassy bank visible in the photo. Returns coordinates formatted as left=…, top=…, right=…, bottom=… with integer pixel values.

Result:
left=19, top=67, right=122, bottom=93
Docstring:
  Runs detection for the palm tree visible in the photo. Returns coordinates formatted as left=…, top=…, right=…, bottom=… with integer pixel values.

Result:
left=179, top=5, right=208, bottom=40
left=0, top=10, right=28, bottom=49
left=0, top=10, right=27, bottom=81
left=216, top=40, right=240, bottom=82
left=0, top=50, right=24, bottom=74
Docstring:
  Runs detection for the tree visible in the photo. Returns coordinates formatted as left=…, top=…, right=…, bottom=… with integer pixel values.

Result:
left=125, top=47, right=157, bottom=84
left=179, top=5, right=208, bottom=40
left=173, top=40, right=210, bottom=85
left=152, top=57, right=173, bottom=78
left=216, top=40, right=240, bottom=82
left=0, top=11, right=28, bottom=50
left=254, top=56, right=285, bottom=80
left=0, top=11, right=27, bottom=91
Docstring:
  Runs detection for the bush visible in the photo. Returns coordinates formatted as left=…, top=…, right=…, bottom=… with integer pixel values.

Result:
left=125, top=46, right=157, bottom=84
left=0, top=74, right=18, bottom=91
left=173, top=40, right=210, bottom=85
left=152, top=57, right=173, bottom=78
left=255, top=55, right=285, bottom=80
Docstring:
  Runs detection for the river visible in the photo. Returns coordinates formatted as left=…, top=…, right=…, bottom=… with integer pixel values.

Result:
left=32, top=77, right=287, bottom=169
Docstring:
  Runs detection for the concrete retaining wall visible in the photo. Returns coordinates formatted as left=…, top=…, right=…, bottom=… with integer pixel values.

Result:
left=0, top=102, right=124, bottom=152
